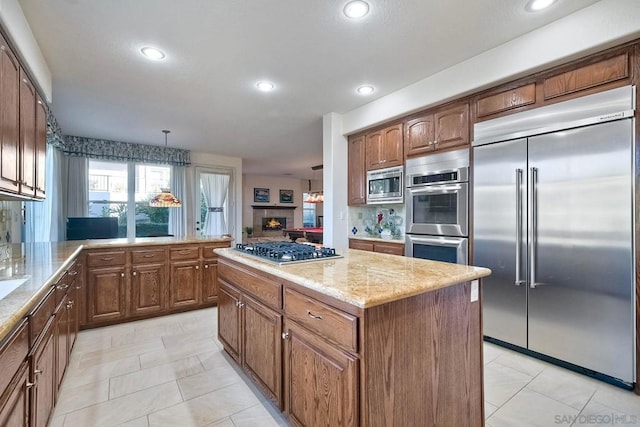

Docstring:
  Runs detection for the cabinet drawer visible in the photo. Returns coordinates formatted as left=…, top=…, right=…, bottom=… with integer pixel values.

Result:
left=54, top=272, right=71, bottom=308
left=0, top=319, right=28, bottom=395
left=218, top=260, right=282, bottom=310
left=131, top=248, right=166, bottom=264
left=374, top=242, right=404, bottom=256
left=349, top=239, right=374, bottom=252
left=170, top=246, right=200, bottom=261
left=86, top=251, right=126, bottom=267
left=202, top=243, right=227, bottom=259
left=284, top=288, right=358, bottom=353
left=28, top=287, right=55, bottom=345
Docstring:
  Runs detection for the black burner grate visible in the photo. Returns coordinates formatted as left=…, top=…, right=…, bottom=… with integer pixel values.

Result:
left=234, top=242, right=339, bottom=264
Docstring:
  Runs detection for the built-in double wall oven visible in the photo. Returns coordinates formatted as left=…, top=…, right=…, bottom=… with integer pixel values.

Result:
left=405, top=148, right=469, bottom=264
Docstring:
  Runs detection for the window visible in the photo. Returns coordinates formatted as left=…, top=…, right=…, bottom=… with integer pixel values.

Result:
left=302, top=195, right=316, bottom=227
left=88, top=160, right=173, bottom=238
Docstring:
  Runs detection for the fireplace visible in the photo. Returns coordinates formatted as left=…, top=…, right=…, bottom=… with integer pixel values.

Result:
left=262, top=217, right=286, bottom=231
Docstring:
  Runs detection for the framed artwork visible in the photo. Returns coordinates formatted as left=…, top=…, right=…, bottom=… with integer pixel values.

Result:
left=279, top=189, right=294, bottom=203
left=254, top=188, right=270, bottom=203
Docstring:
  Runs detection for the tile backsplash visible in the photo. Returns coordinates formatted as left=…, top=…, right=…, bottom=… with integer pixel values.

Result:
left=349, top=204, right=405, bottom=240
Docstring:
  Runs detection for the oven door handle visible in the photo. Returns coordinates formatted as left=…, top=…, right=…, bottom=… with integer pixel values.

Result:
left=407, top=184, right=463, bottom=194
left=407, top=235, right=466, bottom=247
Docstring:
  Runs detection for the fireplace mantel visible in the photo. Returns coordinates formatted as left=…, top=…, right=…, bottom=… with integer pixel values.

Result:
left=251, top=205, right=297, bottom=210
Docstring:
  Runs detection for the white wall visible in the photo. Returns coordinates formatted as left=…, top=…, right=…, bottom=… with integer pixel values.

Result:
left=323, top=113, right=348, bottom=249
left=0, top=0, right=52, bottom=101
left=188, top=152, right=243, bottom=244
left=242, top=175, right=306, bottom=231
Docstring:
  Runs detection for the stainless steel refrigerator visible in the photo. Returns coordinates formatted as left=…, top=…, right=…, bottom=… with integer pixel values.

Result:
left=473, top=85, right=636, bottom=385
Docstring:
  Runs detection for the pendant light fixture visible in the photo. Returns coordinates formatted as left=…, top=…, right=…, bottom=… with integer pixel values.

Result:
left=304, top=165, right=324, bottom=203
left=149, top=130, right=182, bottom=208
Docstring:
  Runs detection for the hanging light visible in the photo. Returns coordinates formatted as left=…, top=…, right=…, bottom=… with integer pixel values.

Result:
left=149, top=130, right=182, bottom=208
left=304, top=165, right=324, bottom=204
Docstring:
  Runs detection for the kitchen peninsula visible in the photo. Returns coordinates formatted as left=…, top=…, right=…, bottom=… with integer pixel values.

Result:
left=215, top=247, right=491, bottom=426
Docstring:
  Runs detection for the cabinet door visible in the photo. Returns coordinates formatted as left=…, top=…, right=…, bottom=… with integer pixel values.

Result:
left=34, top=94, right=46, bottom=199
left=169, top=260, right=201, bottom=308
left=405, top=114, right=435, bottom=157
left=202, top=261, right=219, bottom=303
left=54, top=297, right=69, bottom=392
left=0, top=37, right=21, bottom=194
left=284, top=320, right=358, bottom=427
left=347, top=134, right=366, bottom=206
left=130, top=263, right=166, bottom=315
left=434, top=103, right=469, bottom=151
left=365, top=130, right=383, bottom=170
left=381, top=123, right=403, bottom=167
left=0, top=362, right=29, bottom=427
left=67, top=285, right=79, bottom=353
left=87, top=266, right=126, bottom=323
left=218, top=281, right=241, bottom=362
left=31, top=326, right=55, bottom=427
left=18, top=68, right=36, bottom=197
left=242, top=294, right=282, bottom=407
left=348, top=239, right=374, bottom=252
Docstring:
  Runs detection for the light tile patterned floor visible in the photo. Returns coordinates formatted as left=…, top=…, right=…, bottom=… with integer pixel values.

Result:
left=49, top=308, right=640, bottom=427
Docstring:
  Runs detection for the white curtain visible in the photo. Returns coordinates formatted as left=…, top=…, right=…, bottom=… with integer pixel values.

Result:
left=168, top=165, right=187, bottom=237
left=202, top=173, right=229, bottom=236
left=66, top=156, right=89, bottom=218
left=24, top=147, right=66, bottom=242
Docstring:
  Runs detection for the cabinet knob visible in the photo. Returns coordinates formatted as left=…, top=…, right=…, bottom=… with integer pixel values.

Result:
left=204, top=264, right=209, bottom=269
left=282, top=332, right=290, bottom=340
left=120, top=273, right=125, bottom=277
left=26, top=381, right=36, bottom=389
left=34, top=369, right=43, bottom=376
left=235, top=301, right=240, bottom=307
left=57, top=284, right=69, bottom=290
left=132, top=271, right=137, bottom=276
left=195, top=265, right=199, bottom=270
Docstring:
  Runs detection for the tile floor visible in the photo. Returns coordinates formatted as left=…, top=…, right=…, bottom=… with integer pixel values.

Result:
left=49, top=308, right=640, bottom=427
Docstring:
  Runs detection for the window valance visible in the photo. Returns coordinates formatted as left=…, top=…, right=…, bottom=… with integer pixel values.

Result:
left=62, top=135, right=191, bottom=166
left=46, top=111, right=65, bottom=149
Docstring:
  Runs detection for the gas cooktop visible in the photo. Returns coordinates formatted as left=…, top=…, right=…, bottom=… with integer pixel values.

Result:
left=234, top=242, right=342, bottom=265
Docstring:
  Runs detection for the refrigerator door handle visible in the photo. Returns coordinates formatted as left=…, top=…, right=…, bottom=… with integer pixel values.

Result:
left=515, top=169, right=525, bottom=286
left=530, top=167, right=538, bottom=289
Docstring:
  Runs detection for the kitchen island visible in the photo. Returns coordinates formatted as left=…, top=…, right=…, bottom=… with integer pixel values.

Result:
left=215, top=247, right=491, bottom=427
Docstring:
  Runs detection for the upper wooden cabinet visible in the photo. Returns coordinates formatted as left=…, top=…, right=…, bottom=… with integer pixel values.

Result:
left=347, top=134, right=366, bottom=206
left=365, top=123, right=403, bottom=171
left=404, top=102, right=469, bottom=158
left=0, top=35, right=47, bottom=200
left=0, top=36, right=21, bottom=195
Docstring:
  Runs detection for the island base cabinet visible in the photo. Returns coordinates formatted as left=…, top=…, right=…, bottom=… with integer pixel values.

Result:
left=284, top=320, right=358, bottom=427
left=0, top=362, right=29, bottom=427
left=218, top=280, right=283, bottom=407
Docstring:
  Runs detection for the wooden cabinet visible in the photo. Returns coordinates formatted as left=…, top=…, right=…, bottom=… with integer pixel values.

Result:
left=86, top=265, right=127, bottom=323
left=365, top=123, right=403, bottom=171
left=0, top=34, right=21, bottom=195
left=404, top=102, right=469, bottom=158
left=0, top=362, right=29, bottom=427
left=347, top=134, right=366, bottom=206
left=130, top=248, right=168, bottom=316
left=349, top=238, right=404, bottom=256
left=19, top=68, right=36, bottom=198
left=284, top=320, right=358, bottom=427
left=218, top=260, right=284, bottom=407
left=202, top=260, right=219, bottom=303
left=169, top=261, right=201, bottom=308
left=30, top=322, right=55, bottom=427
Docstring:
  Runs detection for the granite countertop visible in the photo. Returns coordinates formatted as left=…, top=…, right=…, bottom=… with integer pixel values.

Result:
left=215, top=248, right=491, bottom=309
left=0, top=235, right=233, bottom=343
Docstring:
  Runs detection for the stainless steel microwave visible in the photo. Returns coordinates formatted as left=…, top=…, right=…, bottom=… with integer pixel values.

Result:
left=366, top=166, right=403, bottom=204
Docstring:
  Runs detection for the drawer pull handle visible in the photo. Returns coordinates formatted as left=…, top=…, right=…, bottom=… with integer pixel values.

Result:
left=26, top=381, right=36, bottom=389
left=143, top=254, right=155, bottom=258
left=34, top=369, right=43, bottom=375
left=68, top=270, right=78, bottom=276
left=100, top=257, right=114, bottom=261
left=235, top=301, right=240, bottom=307
left=179, top=250, right=192, bottom=255
left=307, top=310, right=323, bottom=320
left=57, top=284, right=69, bottom=290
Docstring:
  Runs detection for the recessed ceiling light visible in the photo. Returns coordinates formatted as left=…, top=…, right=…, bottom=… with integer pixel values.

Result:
left=256, top=81, right=275, bottom=91
left=140, top=46, right=166, bottom=60
left=343, top=1, right=370, bottom=18
left=525, top=0, right=556, bottom=12
left=356, top=85, right=375, bottom=95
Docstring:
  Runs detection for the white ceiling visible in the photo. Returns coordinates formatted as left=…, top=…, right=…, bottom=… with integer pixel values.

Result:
left=18, top=0, right=600, bottom=179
